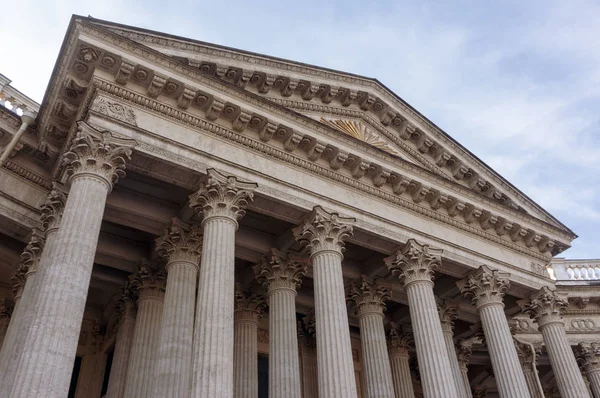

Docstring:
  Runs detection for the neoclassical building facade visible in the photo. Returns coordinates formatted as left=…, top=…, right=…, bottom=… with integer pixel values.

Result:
left=0, top=15, right=598, bottom=398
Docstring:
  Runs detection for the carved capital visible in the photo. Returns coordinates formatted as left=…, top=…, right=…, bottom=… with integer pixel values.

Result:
left=298, top=311, right=317, bottom=348
left=518, top=287, right=568, bottom=328
left=155, top=219, right=203, bottom=267
left=255, top=249, right=307, bottom=294
left=62, top=121, right=137, bottom=190
left=458, top=265, right=510, bottom=309
left=116, top=287, right=137, bottom=322
left=292, top=206, right=355, bottom=256
left=19, top=228, right=45, bottom=277
left=385, top=239, right=442, bottom=287
left=40, top=183, right=67, bottom=232
left=234, top=284, right=265, bottom=323
left=347, top=275, right=391, bottom=318
left=456, top=341, right=473, bottom=370
left=438, top=300, right=459, bottom=333
left=387, top=322, right=413, bottom=357
left=189, top=169, right=257, bottom=225
left=575, top=343, right=600, bottom=373
left=129, top=260, right=166, bottom=301
left=513, top=338, right=540, bottom=372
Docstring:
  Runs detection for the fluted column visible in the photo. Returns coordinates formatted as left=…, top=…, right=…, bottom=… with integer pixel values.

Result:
left=105, top=288, right=137, bottom=398
left=575, top=343, right=600, bottom=398
left=293, top=206, right=358, bottom=398
left=519, top=287, right=590, bottom=398
left=10, top=122, right=136, bottom=398
left=154, top=219, right=202, bottom=398
left=233, top=285, right=264, bottom=398
left=387, top=323, right=415, bottom=398
left=513, top=339, right=544, bottom=398
left=189, top=169, right=257, bottom=398
left=438, top=300, right=470, bottom=398
left=347, top=276, right=394, bottom=398
left=385, top=239, right=458, bottom=398
left=456, top=341, right=474, bottom=398
left=123, top=262, right=166, bottom=398
left=298, top=313, right=318, bottom=398
left=0, top=300, right=10, bottom=349
left=256, top=249, right=306, bottom=398
left=458, top=265, right=530, bottom=398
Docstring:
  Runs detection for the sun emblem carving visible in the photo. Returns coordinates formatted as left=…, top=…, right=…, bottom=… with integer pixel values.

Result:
left=320, top=118, right=401, bottom=157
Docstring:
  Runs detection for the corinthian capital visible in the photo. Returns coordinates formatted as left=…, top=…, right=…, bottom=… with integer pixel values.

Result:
left=234, top=284, right=265, bottom=322
left=347, top=275, right=391, bottom=318
left=63, top=121, right=137, bottom=189
left=292, top=206, right=355, bottom=256
left=387, top=322, right=413, bottom=357
left=575, top=343, right=600, bottom=373
left=129, top=260, right=166, bottom=301
left=457, top=265, right=510, bottom=309
left=384, top=239, right=442, bottom=287
left=456, top=341, right=473, bottom=370
left=437, top=300, right=458, bottom=333
left=11, top=229, right=45, bottom=297
left=40, top=183, right=67, bottom=232
left=518, top=286, right=568, bottom=328
left=513, top=338, right=540, bottom=372
left=116, top=287, right=137, bottom=322
left=255, top=249, right=307, bottom=293
left=189, top=169, right=257, bottom=225
left=155, top=219, right=203, bottom=266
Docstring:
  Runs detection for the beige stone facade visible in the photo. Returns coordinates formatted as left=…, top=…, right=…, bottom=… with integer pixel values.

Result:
left=0, top=15, right=598, bottom=398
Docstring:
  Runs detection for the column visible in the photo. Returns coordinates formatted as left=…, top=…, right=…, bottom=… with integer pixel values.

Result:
left=385, top=239, right=459, bottom=398
left=0, top=300, right=10, bottom=348
left=255, top=249, right=306, bottom=398
left=298, top=313, right=318, bottom=398
left=386, top=323, right=415, bottom=398
left=575, top=343, right=600, bottom=398
left=458, top=265, right=530, bottom=398
left=519, top=287, right=589, bottom=398
left=233, top=285, right=265, bottom=398
left=347, top=276, right=394, bottom=398
left=154, top=219, right=202, bottom=398
left=123, top=262, right=166, bottom=398
left=105, top=288, right=137, bottom=398
left=513, top=338, right=544, bottom=398
left=189, top=169, right=257, bottom=398
left=10, top=122, right=136, bottom=398
left=293, top=206, right=358, bottom=398
left=438, top=300, right=470, bottom=398
left=456, top=341, right=474, bottom=398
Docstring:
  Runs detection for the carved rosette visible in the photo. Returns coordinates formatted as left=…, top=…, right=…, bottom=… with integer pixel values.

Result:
left=347, top=275, right=391, bottom=318
left=155, top=219, right=203, bottom=267
left=40, top=184, right=67, bottom=232
left=234, top=284, right=265, bottom=322
left=189, top=169, right=258, bottom=226
left=384, top=239, right=442, bottom=287
left=575, top=343, right=600, bottom=373
left=457, top=265, right=510, bottom=309
left=456, top=341, right=473, bottom=371
left=518, top=287, right=568, bottom=328
left=437, top=300, right=459, bottom=333
left=62, top=121, right=136, bottom=189
left=292, top=205, right=355, bottom=257
left=129, top=261, right=166, bottom=301
left=387, top=322, right=413, bottom=357
left=255, top=249, right=307, bottom=294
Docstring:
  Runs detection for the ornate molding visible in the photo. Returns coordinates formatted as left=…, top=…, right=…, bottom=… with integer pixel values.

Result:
left=155, top=218, right=203, bottom=266
left=293, top=205, right=354, bottom=256
left=3, top=161, right=52, bottom=190
left=518, top=287, right=569, bottom=328
left=255, top=248, right=307, bottom=294
left=320, top=117, right=401, bottom=157
left=385, top=239, right=442, bottom=287
left=347, top=275, right=391, bottom=318
left=90, top=97, right=137, bottom=126
left=457, top=265, right=510, bottom=309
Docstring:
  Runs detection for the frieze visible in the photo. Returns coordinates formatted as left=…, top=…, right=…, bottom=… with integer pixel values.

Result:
left=568, top=319, right=598, bottom=332
left=90, top=97, right=137, bottom=126
left=3, top=161, right=52, bottom=189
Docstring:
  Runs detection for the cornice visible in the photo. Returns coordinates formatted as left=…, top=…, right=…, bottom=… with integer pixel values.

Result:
left=3, top=161, right=52, bottom=190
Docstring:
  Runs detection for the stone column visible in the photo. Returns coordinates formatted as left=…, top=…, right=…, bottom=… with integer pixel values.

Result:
left=189, top=169, right=257, bottom=398
left=347, top=276, right=394, bottom=398
left=575, top=343, right=600, bottom=398
left=105, top=288, right=137, bottom=398
left=298, top=313, right=318, bottom=398
left=456, top=341, right=474, bottom=398
left=519, top=287, right=589, bottom=398
left=438, top=300, right=470, bottom=398
left=458, top=265, right=530, bottom=398
left=154, top=219, right=202, bottom=398
left=293, top=206, right=358, bottom=398
left=385, top=239, right=459, bottom=398
left=513, top=338, right=544, bottom=398
left=0, top=300, right=11, bottom=349
left=123, top=262, right=166, bottom=398
left=10, top=122, right=136, bottom=398
left=387, top=323, right=415, bottom=398
left=233, top=285, right=264, bottom=398
left=256, top=249, right=306, bottom=398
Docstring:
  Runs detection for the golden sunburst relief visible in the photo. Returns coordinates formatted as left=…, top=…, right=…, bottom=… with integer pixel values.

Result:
left=320, top=118, right=402, bottom=157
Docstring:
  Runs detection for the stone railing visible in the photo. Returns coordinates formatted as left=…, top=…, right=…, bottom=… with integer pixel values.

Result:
left=0, top=73, right=39, bottom=115
left=551, top=258, right=600, bottom=285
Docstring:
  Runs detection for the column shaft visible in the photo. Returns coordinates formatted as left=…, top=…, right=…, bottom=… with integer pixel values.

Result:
left=154, top=261, right=198, bottom=397
left=406, top=281, right=458, bottom=398
left=105, top=308, right=136, bottom=398
left=442, top=330, right=468, bottom=397
left=10, top=176, right=110, bottom=398
left=522, top=370, right=544, bottom=398
left=359, top=314, right=394, bottom=398
left=389, top=353, right=414, bottom=398
left=233, top=319, right=258, bottom=398
left=479, top=304, right=530, bottom=398
left=191, top=217, right=237, bottom=397
left=269, top=288, right=302, bottom=398
left=313, top=251, right=358, bottom=398
left=587, top=370, right=600, bottom=398
left=123, top=294, right=164, bottom=398
left=300, top=352, right=318, bottom=398
left=458, top=364, right=473, bottom=398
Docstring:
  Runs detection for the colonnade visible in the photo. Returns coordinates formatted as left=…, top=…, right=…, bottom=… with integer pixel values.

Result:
left=0, top=122, right=595, bottom=398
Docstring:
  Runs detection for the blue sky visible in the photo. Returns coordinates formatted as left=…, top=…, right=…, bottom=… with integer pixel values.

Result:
left=1, top=1, right=598, bottom=259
